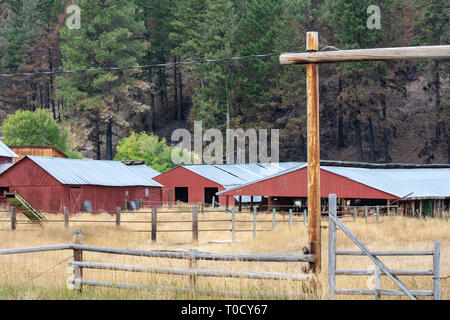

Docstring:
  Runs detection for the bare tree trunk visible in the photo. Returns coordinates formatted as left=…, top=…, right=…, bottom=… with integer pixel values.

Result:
left=354, top=117, right=364, bottom=162
left=106, top=120, right=113, bottom=160
left=174, top=57, right=178, bottom=120
left=95, top=121, right=101, bottom=160
left=367, top=117, right=376, bottom=163
left=178, top=64, right=183, bottom=120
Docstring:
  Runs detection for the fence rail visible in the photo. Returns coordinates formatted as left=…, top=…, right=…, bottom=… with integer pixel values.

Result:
left=0, top=230, right=316, bottom=299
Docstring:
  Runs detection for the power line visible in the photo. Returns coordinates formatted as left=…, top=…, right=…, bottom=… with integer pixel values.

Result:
left=0, top=51, right=307, bottom=78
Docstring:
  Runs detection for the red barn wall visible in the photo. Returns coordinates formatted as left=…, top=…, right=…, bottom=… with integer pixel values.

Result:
left=0, top=157, right=162, bottom=213
left=153, top=167, right=232, bottom=205
left=222, top=167, right=398, bottom=200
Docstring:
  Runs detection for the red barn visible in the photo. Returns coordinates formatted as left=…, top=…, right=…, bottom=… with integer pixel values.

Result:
left=153, top=163, right=300, bottom=206
left=217, top=162, right=450, bottom=215
left=0, top=156, right=163, bottom=213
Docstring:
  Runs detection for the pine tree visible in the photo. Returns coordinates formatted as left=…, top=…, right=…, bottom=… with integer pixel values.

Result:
left=56, top=0, right=147, bottom=160
left=413, top=0, right=450, bottom=163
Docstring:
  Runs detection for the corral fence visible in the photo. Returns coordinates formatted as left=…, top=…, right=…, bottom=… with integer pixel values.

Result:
left=1, top=203, right=409, bottom=241
left=0, top=230, right=317, bottom=299
left=327, top=194, right=441, bottom=300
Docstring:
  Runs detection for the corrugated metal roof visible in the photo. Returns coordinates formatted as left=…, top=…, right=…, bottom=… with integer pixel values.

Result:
left=27, top=156, right=163, bottom=187
left=127, top=165, right=160, bottom=179
left=0, top=140, right=18, bottom=158
left=0, top=163, right=13, bottom=174
left=217, top=164, right=450, bottom=199
left=322, top=166, right=450, bottom=199
left=216, top=163, right=307, bottom=195
left=183, top=162, right=304, bottom=189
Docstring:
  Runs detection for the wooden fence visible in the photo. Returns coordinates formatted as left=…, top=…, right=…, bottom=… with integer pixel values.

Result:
left=327, top=194, right=441, bottom=300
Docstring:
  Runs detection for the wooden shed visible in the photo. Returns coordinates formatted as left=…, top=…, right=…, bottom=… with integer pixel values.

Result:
left=9, top=146, right=68, bottom=162
left=0, top=156, right=163, bottom=213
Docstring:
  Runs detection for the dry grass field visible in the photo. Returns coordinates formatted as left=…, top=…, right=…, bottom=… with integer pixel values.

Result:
left=0, top=206, right=448, bottom=300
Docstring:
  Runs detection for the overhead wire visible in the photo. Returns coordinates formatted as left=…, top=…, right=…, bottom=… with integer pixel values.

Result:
left=0, top=50, right=309, bottom=78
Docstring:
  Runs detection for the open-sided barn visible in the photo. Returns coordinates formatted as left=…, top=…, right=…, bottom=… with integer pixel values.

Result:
left=152, top=163, right=299, bottom=206
left=216, top=162, right=450, bottom=217
left=0, top=156, right=163, bottom=213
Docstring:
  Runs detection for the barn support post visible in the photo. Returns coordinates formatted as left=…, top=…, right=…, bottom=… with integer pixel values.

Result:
left=238, top=196, right=242, bottom=212
left=250, top=196, right=254, bottom=212
left=151, top=208, right=157, bottom=243
left=10, top=206, right=16, bottom=231
left=412, top=201, right=416, bottom=218
left=376, top=205, right=380, bottom=222
left=201, top=202, right=204, bottom=215
left=433, top=241, right=441, bottom=300
left=419, top=200, right=423, bottom=218
left=192, top=206, right=198, bottom=245
left=267, top=197, right=273, bottom=212
left=168, top=189, right=172, bottom=208
left=305, top=31, right=321, bottom=273
left=64, top=206, right=69, bottom=229
left=72, top=230, right=83, bottom=292
left=387, top=199, right=391, bottom=216
left=328, top=194, right=337, bottom=300
left=116, top=207, right=121, bottom=228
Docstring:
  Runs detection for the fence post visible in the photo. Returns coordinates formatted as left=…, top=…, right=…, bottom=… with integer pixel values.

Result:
left=433, top=241, right=441, bottom=300
left=289, top=209, right=293, bottom=226
left=272, top=209, right=276, bottom=231
left=151, top=207, right=157, bottom=243
left=365, top=206, right=368, bottom=223
left=304, top=209, right=307, bottom=227
left=116, top=207, right=121, bottom=228
left=72, top=230, right=83, bottom=292
left=374, top=264, right=381, bottom=300
left=353, top=206, right=357, bottom=221
left=192, top=206, right=198, bottom=245
left=188, top=249, right=199, bottom=295
left=328, top=194, right=337, bottom=300
left=63, top=206, right=69, bottom=229
left=253, top=207, right=257, bottom=239
left=10, top=206, right=16, bottom=231
left=231, top=207, right=236, bottom=242
left=376, top=205, right=380, bottom=222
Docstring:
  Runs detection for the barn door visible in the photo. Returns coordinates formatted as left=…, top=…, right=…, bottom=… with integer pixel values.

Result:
left=69, top=187, right=83, bottom=212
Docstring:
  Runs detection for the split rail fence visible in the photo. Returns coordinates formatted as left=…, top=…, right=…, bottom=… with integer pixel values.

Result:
left=0, top=230, right=317, bottom=299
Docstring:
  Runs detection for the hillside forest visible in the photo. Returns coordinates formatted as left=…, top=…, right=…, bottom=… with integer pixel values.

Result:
left=0, top=0, right=449, bottom=164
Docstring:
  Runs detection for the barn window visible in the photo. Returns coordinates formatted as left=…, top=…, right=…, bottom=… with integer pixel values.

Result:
left=125, top=190, right=129, bottom=197
left=145, top=188, right=149, bottom=197
left=204, top=188, right=218, bottom=205
left=175, top=187, right=188, bottom=203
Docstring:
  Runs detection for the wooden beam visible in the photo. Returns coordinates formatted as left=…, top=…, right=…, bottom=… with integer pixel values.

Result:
left=306, top=31, right=321, bottom=274
left=280, top=45, right=450, bottom=65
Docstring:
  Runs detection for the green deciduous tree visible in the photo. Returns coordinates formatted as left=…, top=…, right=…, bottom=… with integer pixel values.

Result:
left=1, top=109, right=81, bottom=158
left=114, top=131, right=193, bottom=172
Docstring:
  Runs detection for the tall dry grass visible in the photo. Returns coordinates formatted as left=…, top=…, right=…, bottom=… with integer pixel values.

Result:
left=0, top=207, right=448, bottom=300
